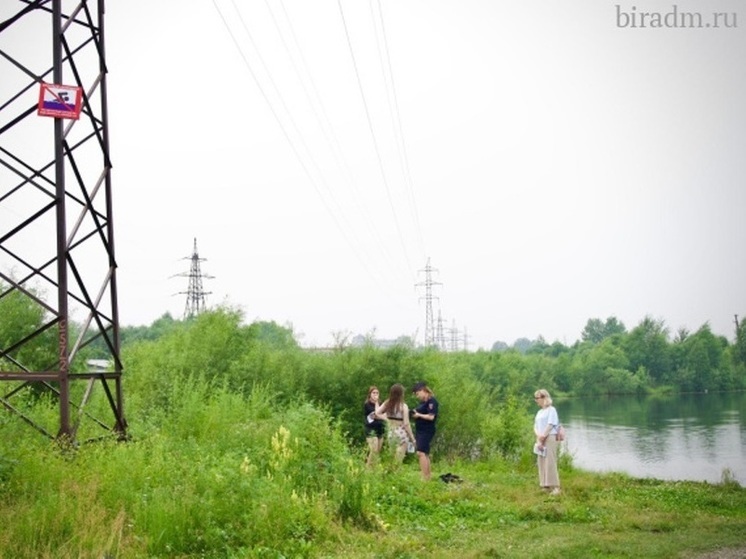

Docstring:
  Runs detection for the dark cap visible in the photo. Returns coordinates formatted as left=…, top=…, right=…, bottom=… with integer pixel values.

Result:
left=412, top=381, right=427, bottom=393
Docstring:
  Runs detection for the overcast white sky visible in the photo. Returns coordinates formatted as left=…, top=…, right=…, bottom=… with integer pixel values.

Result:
left=6, top=0, right=743, bottom=350
left=107, top=0, right=746, bottom=350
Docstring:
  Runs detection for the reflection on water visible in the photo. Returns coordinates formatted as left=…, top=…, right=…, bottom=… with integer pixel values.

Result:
left=558, top=392, right=746, bottom=485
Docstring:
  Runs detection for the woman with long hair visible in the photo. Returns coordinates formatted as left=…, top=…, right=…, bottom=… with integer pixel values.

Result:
left=377, top=383, right=415, bottom=463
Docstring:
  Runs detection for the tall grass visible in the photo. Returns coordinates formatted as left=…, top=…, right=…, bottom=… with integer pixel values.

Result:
left=0, top=383, right=374, bottom=558
left=2, top=382, right=745, bottom=558
left=1, top=312, right=744, bottom=558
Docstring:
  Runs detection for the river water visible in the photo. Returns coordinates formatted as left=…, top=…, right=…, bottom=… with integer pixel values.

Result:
left=557, top=391, right=746, bottom=485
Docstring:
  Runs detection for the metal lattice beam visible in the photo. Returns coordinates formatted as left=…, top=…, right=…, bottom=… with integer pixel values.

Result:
left=0, top=0, right=126, bottom=443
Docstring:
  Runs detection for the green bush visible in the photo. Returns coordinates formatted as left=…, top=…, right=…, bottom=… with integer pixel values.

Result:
left=480, top=394, right=532, bottom=461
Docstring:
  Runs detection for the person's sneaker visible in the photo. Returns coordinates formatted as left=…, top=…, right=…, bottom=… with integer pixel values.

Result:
left=550, top=488, right=561, bottom=495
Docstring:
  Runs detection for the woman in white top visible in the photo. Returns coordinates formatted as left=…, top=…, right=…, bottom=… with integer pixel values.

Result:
left=377, top=383, right=416, bottom=463
left=533, top=388, right=561, bottom=495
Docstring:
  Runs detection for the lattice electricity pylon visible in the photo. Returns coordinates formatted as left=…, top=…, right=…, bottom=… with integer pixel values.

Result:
left=0, top=1, right=126, bottom=443
left=415, top=258, right=441, bottom=348
left=436, top=309, right=446, bottom=351
left=174, top=238, right=213, bottom=319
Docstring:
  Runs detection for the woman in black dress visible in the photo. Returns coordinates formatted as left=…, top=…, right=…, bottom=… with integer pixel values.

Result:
left=363, top=386, right=385, bottom=466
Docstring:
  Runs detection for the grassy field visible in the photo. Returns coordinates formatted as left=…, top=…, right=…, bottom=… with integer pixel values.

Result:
left=3, top=306, right=746, bottom=557
left=0, top=380, right=743, bottom=558
left=1, top=435, right=744, bottom=558
left=317, top=458, right=746, bottom=559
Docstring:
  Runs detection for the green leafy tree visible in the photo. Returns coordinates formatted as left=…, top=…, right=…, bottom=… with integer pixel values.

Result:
left=571, top=338, right=632, bottom=395
left=672, top=324, right=728, bottom=392
left=526, top=336, right=549, bottom=355
left=734, top=316, right=746, bottom=366
left=581, top=316, right=627, bottom=345
left=622, top=316, right=671, bottom=385
left=673, top=327, right=690, bottom=344
left=730, top=317, right=746, bottom=389
left=544, top=340, right=570, bottom=357
left=245, top=320, right=299, bottom=349
left=552, top=352, right=574, bottom=392
left=581, top=318, right=605, bottom=345
left=123, top=306, right=256, bottom=413
left=121, top=313, right=180, bottom=345
left=432, top=358, right=491, bottom=459
left=494, top=350, right=538, bottom=396
left=480, top=394, right=530, bottom=460
left=512, top=337, right=534, bottom=354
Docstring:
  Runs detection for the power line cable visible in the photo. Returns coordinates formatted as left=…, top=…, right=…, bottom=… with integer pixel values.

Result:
left=266, top=0, right=401, bottom=277
left=337, top=0, right=415, bottom=280
left=373, top=0, right=427, bottom=259
left=210, top=0, right=350, bottom=245
left=210, top=0, right=405, bottom=303
left=228, top=0, right=343, bottom=212
left=250, top=0, right=408, bottom=294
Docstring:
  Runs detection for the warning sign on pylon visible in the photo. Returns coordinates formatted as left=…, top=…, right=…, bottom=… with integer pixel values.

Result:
left=37, top=82, right=83, bottom=119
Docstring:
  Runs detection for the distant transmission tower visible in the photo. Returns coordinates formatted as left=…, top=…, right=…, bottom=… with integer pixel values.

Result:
left=436, top=309, right=446, bottom=350
left=175, top=238, right=213, bottom=319
left=449, top=319, right=460, bottom=351
left=415, top=258, right=441, bottom=347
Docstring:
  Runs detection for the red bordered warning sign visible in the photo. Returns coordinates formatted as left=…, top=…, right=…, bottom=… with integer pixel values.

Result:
left=37, top=83, right=83, bottom=120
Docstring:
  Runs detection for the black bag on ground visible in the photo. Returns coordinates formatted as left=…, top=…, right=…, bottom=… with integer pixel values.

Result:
left=440, top=472, right=463, bottom=483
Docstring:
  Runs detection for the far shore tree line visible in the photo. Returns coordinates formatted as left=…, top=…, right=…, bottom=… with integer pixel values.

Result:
left=2, top=279, right=746, bottom=459
left=117, top=309, right=746, bottom=396
left=2, top=277, right=745, bottom=403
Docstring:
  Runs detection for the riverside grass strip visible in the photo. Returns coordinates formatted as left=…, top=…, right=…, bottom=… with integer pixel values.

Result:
left=1, top=432, right=744, bottom=558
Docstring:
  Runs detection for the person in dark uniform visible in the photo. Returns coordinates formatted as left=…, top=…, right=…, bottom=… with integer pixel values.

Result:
left=363, top=386, right=385, bottom=466
left=411, top=381, right=439, bottom=481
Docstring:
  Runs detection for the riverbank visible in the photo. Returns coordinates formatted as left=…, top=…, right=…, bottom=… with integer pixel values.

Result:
left=319, top=461, right=746, bottom=558
left=3, top=447, right=743, bottom=558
